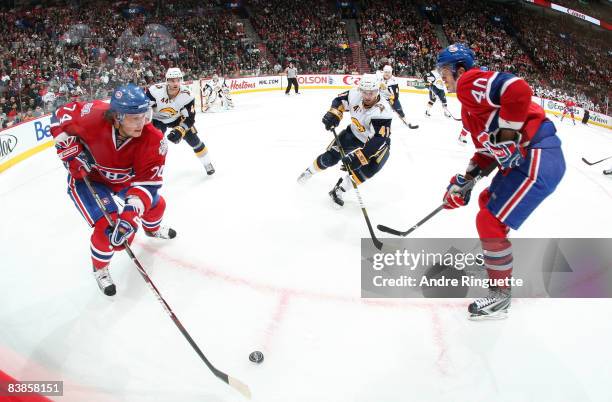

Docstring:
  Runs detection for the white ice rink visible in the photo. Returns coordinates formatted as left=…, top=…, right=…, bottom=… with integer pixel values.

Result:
left=2, top=90, right=612, bottom=402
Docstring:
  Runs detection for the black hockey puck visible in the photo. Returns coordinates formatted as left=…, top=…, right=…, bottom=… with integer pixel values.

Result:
left=249, top=351, right=264, bottom=364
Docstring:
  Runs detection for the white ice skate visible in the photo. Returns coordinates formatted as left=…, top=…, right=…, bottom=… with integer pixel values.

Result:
left=93, top=266, right=116, bottom=296
left=198, top=153, right=215, bottom=175
left=144, top=226, right=177, bottom=240
left=297, top=167, right=315, bottom=184
left=468, top=287, right=511, bottom=320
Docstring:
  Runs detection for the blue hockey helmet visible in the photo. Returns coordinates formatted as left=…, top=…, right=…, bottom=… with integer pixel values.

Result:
left=110, top=83, right=150, bottom=117
left=436, top=43, right=475, bottom=77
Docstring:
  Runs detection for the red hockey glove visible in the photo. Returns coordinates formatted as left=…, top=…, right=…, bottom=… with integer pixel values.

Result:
left=443, top=174, right=472, bottom=209
left=57, top=136, right=93, bottom=179
left=109, top=205, right=140, bottom=247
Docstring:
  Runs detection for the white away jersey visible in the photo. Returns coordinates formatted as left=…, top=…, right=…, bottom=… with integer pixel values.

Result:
left=338, top=88, right=394, bottom=143
left=379, top=75, right=400, bottom=104
left=147, top=83, right=195, bottom=124
left=426, top=70, right=446, bottom=91
left=203, top=78, right=228, bottom=95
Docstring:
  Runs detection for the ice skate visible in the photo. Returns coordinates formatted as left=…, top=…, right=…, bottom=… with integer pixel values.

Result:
left=145, top=226, right=177, bottom=240
left=93, top=266, right=116, bottom=296
left=329, top=177, right=347, bottom=207
left=297, top=166, right=315, bottom=184
left=468, top=287, right=511, bottom=320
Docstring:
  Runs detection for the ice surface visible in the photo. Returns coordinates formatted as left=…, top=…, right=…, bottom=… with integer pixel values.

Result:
left=1, top=90, right=611, bottom=401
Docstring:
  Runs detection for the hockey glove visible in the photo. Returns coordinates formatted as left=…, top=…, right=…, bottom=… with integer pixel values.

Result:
left=109, top=204, right=139, bottom=247
left=322, top=108, right=342, bottom=131
left=443, top=174, right=472, bottom=209
left=167, top=124, right=188, bottom=144
left=478, top=131, right=524, bottom=170
left=57, top=136, right=93, bottom=179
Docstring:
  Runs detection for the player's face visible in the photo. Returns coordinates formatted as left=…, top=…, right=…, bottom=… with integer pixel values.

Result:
left=438, top=66, right=457, bottom=92
left=361, top=90, right=378, bottom=106
left=119, top=112, right=149, bottom=137
left=167, top=78, right=180, bottom=93
left=383, top=71, right=392, bottom=80
left=361, top=89, right=378, bottom=106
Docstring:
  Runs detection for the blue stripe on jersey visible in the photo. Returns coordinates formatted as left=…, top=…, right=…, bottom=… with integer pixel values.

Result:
left=488, top=72, right=516, bottom=105
left=134, top=184, right=161, bottom=206
left=90, top=246, right=113, bottom=261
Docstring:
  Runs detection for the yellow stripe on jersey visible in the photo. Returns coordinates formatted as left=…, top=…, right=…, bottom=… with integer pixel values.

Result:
left=329, top=107, right=344, bottom=120
left=351, top=171, right=362, bottom=186
left=351, top=117, right=366, bottom=133
left=375, top=146, right=389, bottom=164
left=195, top=146, right=208, bottom=156
left=354, top=149, right=368, bottom=166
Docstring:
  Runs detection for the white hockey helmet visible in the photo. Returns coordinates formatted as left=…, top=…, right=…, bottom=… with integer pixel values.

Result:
left=382, top=65, right=393, bottom=73
left=358, top=74, right=379, bottom=92
left=212, top=74, right=219, bottom=82
left=165, top=67, right=183, bottom=80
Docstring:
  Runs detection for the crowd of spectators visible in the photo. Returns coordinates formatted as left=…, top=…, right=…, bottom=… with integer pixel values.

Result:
left=248, top=0, right=354, bottom=74
left=0, top=0, right=610, bottom=129
left=430, top=0, right=609, bottom=112
left=358, top=0, right=440, bottom=77
left=510, top=7, right=610, bottom=112
left=437, top=0, right=541, bottom=84
left=0, top=0, right=270, bottom=128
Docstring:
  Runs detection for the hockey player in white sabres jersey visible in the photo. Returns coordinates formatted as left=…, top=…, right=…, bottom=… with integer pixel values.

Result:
left=146, top=68, right=215, bottom=175
left=378, top=65, right=405, bottom=118
left=297, top=74, right=394, bottom=206
left=201, top=74, right=234, bottom=112
left=424, top=69, right=451, bottom=118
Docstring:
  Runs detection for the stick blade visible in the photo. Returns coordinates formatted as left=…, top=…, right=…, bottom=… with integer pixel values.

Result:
left=372, top=237, right=384, bottom=250
left=581, top=157, right=595, bottom=166
left=228, top=376, right=252, bottom=399
left=376, top=224, right=406, bottom=237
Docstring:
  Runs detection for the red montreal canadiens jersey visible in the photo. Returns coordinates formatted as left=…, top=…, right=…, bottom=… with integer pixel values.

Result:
left=564, top=100, right=575, bottom=108
left=50, top=100, right=167, bottom=210
left=456, top=69, right=547, bottom=168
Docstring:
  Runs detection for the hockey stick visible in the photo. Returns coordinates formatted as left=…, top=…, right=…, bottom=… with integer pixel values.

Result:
left=394, top=111, right=419, bottom=129
left=445, top=109, right=462, bottom=121
left=582, top=156, right=612, bottom=166
left=331, top=127, right=383, bottom=250
left=82, top=177, right=251, bottom=399
left=377, top=163, right=497, bottom=237
left=377, top=204, right=446, bottom=237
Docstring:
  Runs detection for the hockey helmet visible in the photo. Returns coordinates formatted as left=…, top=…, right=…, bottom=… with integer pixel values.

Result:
left=436, top=43, right=475, bottom=77
left=358, top=74, right=379, bottom=92
left=110, top=83, right=150, bottom=118
left=382, top=65, right=393, bottom=73
left=165, top=67, right=183, bottom=80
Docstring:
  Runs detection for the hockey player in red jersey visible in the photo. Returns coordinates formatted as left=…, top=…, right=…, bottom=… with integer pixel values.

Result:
left=436, top=44, right=565, bottom=319
left=560, top=98, right=576, bottom=125
left=50, top=84, right=176, bottom=296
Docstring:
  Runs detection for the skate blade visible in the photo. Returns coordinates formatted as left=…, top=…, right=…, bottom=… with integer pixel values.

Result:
left=468, top=309, right=508, bottom=321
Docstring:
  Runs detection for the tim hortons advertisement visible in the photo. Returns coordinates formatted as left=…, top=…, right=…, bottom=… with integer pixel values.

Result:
left=227, top=76, right=281, bottom=93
